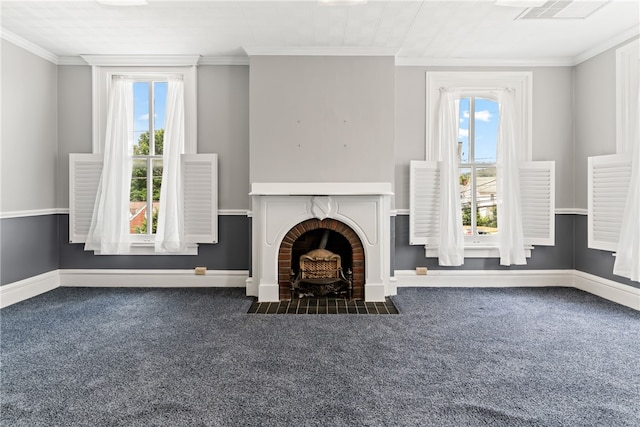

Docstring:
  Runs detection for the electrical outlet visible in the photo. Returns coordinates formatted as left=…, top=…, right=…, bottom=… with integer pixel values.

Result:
left=416, top=267, right=428, bottom=276
left=195, top=267, right=207, bottom=276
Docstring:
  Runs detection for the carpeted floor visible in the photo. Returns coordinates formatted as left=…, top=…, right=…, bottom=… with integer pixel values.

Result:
left=1, top=286, right=639, bottom=426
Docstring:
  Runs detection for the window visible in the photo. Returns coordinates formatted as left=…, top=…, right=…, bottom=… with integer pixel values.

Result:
left=458, top=97, right=499, bottom=240
left=69, top=57, right=217, bottom=255
left=130, top=81, right=167, bottom=240
left=410, top=71, right=555, bottom=262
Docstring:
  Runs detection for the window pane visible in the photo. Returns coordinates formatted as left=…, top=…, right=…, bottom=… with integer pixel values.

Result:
left=152, top=159, right=163, bottom=203
left=476, top=167, right=497, bottom=235
left=460, top=167, right=472, bottom=236
left=474, top=98, right=499, bottom=164
left=151, top=159, right=163, bottom=235
left=130, top=159, right=148, bottom=234
left=154, top=82, right=167, bottom=156
left=458, top=98, right=470, bottom=164
left=133, top=82, right=150, bottom=155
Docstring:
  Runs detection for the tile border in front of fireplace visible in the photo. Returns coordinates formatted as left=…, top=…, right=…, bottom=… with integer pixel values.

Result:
left=247, top=297, right=399, bottom=315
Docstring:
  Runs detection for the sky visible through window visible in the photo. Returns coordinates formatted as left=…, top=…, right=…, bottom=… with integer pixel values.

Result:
left=458, top=97, right=499, bottom=163
left=133, top=81, right=167, bottom=146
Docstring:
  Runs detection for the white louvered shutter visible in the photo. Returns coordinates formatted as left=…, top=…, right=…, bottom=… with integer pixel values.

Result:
left=520, top=161, right=555, bottom=246
left=409, top=160, right=440, bottom=246
left=588, top=154, right=632, bottom=251
left=183, top=153, right=218, bottom=244
left=69, top=153, right=103, bottom=243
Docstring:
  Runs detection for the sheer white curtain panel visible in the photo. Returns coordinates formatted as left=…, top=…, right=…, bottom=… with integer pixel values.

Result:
left=85, top=78, right=134, bottom=254
left=613, top=86, right=640, bottom=281
left=155, top=79, right=186, bottom=252
left=496, top=89, right=527, bottom=265
left=436, top=89, right=465, bottom=266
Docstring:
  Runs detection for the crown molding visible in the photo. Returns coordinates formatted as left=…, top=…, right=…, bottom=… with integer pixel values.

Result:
left=80, top=54, right=201, bottom=67
left=198, top=56, right=250, bottom=66
left=243, top=46, right=398, bottom=57
left=3, top=24, right=638, bottom=69
left=573, top=26, right=640, bottom=66
left=395, top=56, right=575, bottom=67
left=0, top=27, right=58, bottom=65
left=57, top=56, right=89, bottom=66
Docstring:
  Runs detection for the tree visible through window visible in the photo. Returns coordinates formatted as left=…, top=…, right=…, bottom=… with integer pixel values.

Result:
left=130, top=81, right=167, bottom=235
left=458, top=97, right=499, bottom=237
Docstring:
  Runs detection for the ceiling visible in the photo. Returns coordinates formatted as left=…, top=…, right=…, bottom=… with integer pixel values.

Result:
left=1, top=0, right=638, bottom=65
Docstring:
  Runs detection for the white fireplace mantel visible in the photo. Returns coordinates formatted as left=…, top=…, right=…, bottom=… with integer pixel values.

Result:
left=249, top=182, right=393, bottom=196
left=247, top=182, right=395, bottom=302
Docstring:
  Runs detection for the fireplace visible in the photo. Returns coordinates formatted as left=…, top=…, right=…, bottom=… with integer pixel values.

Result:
left=247, top=182, right=394, bottom=302
left=281, top=218, right=363, bottom=300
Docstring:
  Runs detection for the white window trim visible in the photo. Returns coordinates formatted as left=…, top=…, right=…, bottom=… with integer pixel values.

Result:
left=425, top=71, right=533, bottom=257
left=89, top=64, right=198, bottom=155
left=425, top=71, right=533, bottom=161
left=84, top=57, right=200, bottom=255
left=616, top=38, right=639, bottom=155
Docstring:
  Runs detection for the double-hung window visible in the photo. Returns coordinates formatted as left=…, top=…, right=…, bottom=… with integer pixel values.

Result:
left=130, top=80, right=166, bottom=240
left=410, top=72, right=555, bottom=264
left=458, top=96, right=499, bottom=242
left=69, top=59, right=217, bottom=255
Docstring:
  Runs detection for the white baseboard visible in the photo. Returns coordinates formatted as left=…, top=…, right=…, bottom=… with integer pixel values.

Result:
left=0, top=271, right=60, bottom=309
left=572, top=271, right=640, bottom=311
left=394, top=269, right=574, bottom=288
left=59, top=269, right=249, bottom=288
left=2, top=269, right=638, bottom=311
left=394, top=269, right=639, bottom=311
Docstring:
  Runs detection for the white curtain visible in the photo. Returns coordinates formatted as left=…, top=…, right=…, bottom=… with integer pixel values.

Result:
left=496, top=89, right=527, bottom=265
left=613, top=85, right=640, bottom=282
left=435, top=89, right=465, bottom=266
left=85, top=78, right=134, bottom=254
left=155, top=79, right=185, bottom=252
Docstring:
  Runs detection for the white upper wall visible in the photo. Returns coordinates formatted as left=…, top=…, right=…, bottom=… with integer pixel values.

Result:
left=4, top=36, right=637, bottom=214
left=55, top=64, right=251, bottom=211
left=249, top=55, right=395, bottom=185
left=394, top=65, right=574, bottom=211
left=1, top=39, right=58, bottom=214
left=573, top=36, right=638, bottom=210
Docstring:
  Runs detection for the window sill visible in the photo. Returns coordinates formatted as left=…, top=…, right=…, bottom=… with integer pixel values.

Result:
left=425, top=246, right=532, bottom=259
left=93, top=243, right=199, bottom=256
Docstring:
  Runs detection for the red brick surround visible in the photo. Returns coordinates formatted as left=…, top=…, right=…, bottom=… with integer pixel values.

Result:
left=278, top=218, right=365, bottom=300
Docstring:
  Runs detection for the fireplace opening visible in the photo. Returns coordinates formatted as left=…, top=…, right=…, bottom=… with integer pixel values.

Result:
left=291, top=229, right=352, bottom=274
left=278, top=218, right=365, bottom=300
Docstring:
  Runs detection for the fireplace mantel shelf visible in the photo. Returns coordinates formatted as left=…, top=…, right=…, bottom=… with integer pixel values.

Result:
left=250, top=182, right=393, bottom=196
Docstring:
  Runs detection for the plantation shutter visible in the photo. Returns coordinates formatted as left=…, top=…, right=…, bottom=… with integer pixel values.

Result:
left=520, top=161, right=555, bottom=246
left=69, top=153, right=218, bottom=245
left=183, top=153, right=218, bottom=244
left=69, top=153, right=103, bottom=243
left=588, top=154, right=632, bottom=251
left=409, top=160, right=555, bottom=250
left=409, top=160, right=440, bottom=246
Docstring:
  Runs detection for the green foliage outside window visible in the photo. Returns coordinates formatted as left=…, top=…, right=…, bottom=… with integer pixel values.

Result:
left=130, top=129, right=164, bottom=235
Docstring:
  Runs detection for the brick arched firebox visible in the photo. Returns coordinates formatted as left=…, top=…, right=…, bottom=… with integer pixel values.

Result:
left=278, top=218, right=365, bottom=300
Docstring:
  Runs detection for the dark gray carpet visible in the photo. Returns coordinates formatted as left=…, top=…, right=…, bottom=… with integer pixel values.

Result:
left=1, top=287, right=639, bottom=426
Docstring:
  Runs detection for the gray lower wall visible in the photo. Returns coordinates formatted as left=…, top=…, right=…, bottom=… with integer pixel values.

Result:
left=394, top=214, right=575, bottom=271
left=574, top=215, right=639, bottom=289
left=1, top=215, right=59, bottom=285
left=58, top=215, right=251, bottom=271
left=4, top=213, right=637, bottom=291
